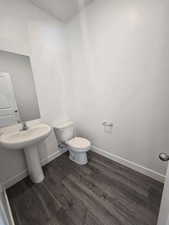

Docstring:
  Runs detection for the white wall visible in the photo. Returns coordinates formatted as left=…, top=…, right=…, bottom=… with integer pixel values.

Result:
left=65, top=0, right=169, bottom=176
left=29, top=21, right=69, bottom=125
left=0, top=0, right=69, bottom=186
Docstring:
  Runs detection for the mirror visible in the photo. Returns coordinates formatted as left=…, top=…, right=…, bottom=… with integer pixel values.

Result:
left=0, top=73, right=19, bottom=127
left=0, top=50, right=40, bottom=127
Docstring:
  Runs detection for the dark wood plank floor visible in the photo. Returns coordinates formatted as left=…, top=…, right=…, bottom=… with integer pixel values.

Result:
left=7, top=152, right=163, bottom=225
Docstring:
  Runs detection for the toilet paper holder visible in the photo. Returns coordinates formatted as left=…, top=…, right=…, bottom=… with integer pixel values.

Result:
left=102, top=121, right=114, bottom=127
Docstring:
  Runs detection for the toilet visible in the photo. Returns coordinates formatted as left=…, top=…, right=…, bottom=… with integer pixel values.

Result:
left=53, top=121, right=91, bottom=165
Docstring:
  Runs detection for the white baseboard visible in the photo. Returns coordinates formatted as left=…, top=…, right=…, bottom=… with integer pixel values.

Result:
left=41, top=149, right=66, bottom=166
left=3, top=170, right=27, bottom=190
left=3, top=145, right=165, bottom=188
left=3, top=149, right=66, bottom=189
left=92, top=145, right=165, bottom=183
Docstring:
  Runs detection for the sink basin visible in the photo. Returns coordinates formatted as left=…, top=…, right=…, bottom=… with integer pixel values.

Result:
left=0, top=123, right=51, bottom=150
left=0, top=123, right=51, bottom=183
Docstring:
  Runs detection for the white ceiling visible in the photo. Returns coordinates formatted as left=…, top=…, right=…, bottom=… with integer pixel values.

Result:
left=30, top=0, right=93, bottom=22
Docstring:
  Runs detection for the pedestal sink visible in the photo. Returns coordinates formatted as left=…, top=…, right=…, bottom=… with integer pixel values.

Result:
left=0, top=123, right=51, bottom=183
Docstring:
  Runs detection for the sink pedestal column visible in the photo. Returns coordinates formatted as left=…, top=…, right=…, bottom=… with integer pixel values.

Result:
left=24, top=145, right=44, bottom=183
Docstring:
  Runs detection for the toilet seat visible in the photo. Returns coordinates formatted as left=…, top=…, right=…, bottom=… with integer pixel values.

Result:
left=66, top=137, right=91, bottom=151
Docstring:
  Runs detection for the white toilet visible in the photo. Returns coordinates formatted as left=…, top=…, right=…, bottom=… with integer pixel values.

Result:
left=53, top=121, right=91, bottom=165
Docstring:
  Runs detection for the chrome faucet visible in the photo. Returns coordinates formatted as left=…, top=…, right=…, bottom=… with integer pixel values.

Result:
left=20, top=121, right=29, bottom=131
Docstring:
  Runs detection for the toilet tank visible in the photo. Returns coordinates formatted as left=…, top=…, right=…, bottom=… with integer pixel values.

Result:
left=53, top=121, right=74, bottom=143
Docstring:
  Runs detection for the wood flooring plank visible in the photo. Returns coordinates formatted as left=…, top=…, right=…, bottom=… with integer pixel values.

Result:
left=43, top=165, right=88, bottom=225
left=85, top=212, right=103, bottom=225
left=69, top=165, right=157, bottom=225
left=7, top=152, right=163, bottom=225
left=67, top=172, right=154, bottom=225
left=8, top=179, right=62, bottom=225
left=63, top=176, right=122, bottom=225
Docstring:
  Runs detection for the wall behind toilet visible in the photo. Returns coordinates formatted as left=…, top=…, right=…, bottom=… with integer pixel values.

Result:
left=65, top=0, right=169, bottom=179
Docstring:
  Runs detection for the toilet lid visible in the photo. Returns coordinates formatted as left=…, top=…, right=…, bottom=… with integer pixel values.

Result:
left=67, top=137, right=90, bottom=149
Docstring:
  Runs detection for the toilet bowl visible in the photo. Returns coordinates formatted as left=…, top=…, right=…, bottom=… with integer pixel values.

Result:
left=66, top=137, right=91, bottom=165
left=53, top=121, right=91, bottom=165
